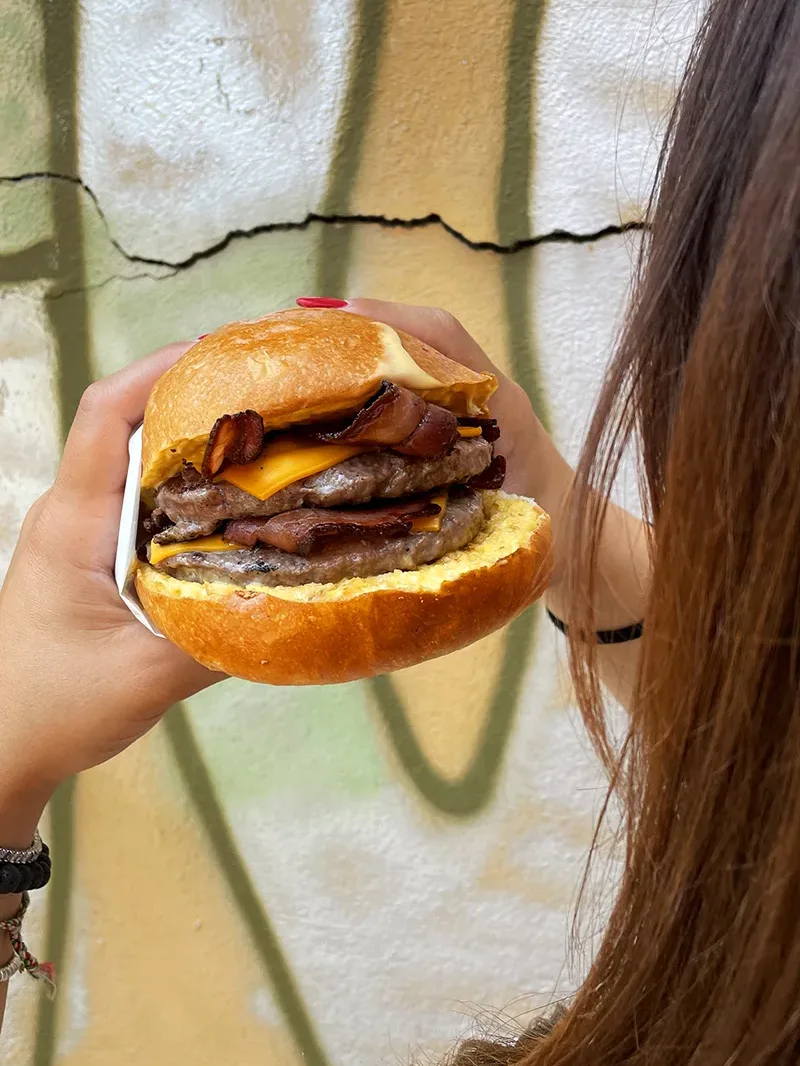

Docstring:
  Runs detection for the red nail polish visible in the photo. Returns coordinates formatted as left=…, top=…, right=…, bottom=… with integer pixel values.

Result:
left=296, top=297, right=348, bottom=309
left=197, top=333, right=209, bottom=339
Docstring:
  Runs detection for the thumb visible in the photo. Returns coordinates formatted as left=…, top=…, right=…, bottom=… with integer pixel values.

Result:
left=54, top=342, right=194, bottom=506
left=49, top=342, right=194, bottom=572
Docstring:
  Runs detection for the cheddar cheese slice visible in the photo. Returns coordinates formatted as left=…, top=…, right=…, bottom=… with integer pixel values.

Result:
left=411, top=493, right=448, bottom=534
left=149, top=533, right=239, bottom=566
left=217, top=436, right=366, bottom=502
left=457, top=426, right=483, bottom=439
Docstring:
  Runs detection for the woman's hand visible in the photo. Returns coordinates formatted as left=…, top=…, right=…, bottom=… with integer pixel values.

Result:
left=340, top=298, right=574, bottom=505
left=0, top=343, right=224, bottom=843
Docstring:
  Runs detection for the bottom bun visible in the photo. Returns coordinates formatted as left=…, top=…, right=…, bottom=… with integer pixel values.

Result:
left=135, top=491, right=552, bottom=686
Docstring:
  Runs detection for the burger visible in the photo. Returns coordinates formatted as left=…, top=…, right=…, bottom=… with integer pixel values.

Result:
left=135, top=309, right=552, bottom=685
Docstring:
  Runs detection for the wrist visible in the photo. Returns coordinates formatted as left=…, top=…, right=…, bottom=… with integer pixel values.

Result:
left=0, top=789, right=45, bottom=951
left=0, top=776, right=52, bottom=853
left=0, top=791, right=51, bottom=935
left=0, top=711, right=59, bottom=850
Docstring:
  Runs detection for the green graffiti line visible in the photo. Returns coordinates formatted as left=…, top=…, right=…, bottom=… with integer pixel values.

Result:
left=320, top=0, right=551, bottom=819
left=39, top=9, right=94, bottom=439
left=498, top=0, right=550, bottom=429
left=34, top=0, right=90, bottom=1062
left=163, top=707, right=333, bottom=1066
left=369, top=608, right=538, bottom=817
left=315, top=0, right=389, bottom=296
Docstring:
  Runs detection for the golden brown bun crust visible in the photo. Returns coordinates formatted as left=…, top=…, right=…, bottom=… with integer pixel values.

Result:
left=135, top=495, right=551, bottom=686
left=142, top=309, right=496, bottom=487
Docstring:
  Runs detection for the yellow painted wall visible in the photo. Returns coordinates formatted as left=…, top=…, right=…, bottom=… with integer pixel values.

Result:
left=0, top=1, right=695, bottom=1062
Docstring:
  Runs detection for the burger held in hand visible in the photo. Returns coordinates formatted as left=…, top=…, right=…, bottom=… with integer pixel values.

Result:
left=135, top=309, right=552, bottom=685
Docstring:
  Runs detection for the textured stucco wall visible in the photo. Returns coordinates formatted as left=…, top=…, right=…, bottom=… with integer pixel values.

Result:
left=1, top=2, right=696, bottom=1063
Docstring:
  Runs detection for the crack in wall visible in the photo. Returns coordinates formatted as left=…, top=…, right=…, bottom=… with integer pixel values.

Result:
left=1, top=171, right=647, bottom=280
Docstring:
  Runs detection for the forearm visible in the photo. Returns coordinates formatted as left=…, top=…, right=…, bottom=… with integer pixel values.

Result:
left=512, top=411, right=650, bottom=706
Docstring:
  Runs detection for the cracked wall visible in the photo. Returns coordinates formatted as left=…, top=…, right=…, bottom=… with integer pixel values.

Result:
left=0, top=1, right=697, bottom=1064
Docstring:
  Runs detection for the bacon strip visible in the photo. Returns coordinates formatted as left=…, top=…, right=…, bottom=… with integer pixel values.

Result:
left=394, top=403, right=459, bottom=459
left=468, top=454, right=506, bottom=490
left=458, top=416, right=500, bottom=443
left=310, top=381, right=425, bottom=447
left=202, top=410, right=265, bottom=479
left=225, top=498, right=442, bottom=556
left=308, top=381, right=459, bottom=459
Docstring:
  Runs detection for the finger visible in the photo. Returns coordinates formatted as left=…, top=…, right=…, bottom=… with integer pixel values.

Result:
left=339, top=299, right=503, bottom=378
left=55, top=342, right=193, bottom=504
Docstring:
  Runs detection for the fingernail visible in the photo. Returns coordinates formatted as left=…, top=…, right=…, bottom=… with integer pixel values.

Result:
left=197, top=333, right=209, bottom=339
left=296, top=297, right=349, bottom=309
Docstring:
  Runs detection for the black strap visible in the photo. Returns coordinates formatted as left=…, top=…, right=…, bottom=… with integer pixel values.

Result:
left=546, top=608, right=643, bottom=645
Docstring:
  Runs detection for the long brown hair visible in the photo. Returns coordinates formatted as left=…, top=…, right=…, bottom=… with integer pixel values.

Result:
left=456, top=0, right=800, bottom=1061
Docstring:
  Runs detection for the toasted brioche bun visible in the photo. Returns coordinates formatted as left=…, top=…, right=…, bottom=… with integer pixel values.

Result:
left=141, top=309, right=496, bottom=488
left=135, top=492, right=552, bottom=686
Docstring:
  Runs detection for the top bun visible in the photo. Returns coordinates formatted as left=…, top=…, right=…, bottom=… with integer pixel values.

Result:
left=141, top=309, right=496, bottom=488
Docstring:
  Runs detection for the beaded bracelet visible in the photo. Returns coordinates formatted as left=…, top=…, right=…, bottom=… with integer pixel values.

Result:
left=0, top=843, right=51, bottom=894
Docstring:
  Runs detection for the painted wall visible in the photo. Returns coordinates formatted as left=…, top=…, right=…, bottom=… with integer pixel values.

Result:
left=1, top=2, right=695, bottom=1063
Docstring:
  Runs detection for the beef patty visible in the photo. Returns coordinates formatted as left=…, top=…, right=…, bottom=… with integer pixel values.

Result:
left=153, top=491, right=484, bottom=587
left=152, top=437, right=492, bottom=542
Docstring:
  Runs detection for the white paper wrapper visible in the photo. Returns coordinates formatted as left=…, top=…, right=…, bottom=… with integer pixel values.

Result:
left=114, top=426, right=164, bottom=637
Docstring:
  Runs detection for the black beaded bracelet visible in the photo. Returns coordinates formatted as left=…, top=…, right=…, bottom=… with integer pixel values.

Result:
left=546, top=608, right=644, bottom=645
left=0, top=843, right=51, bottom=895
